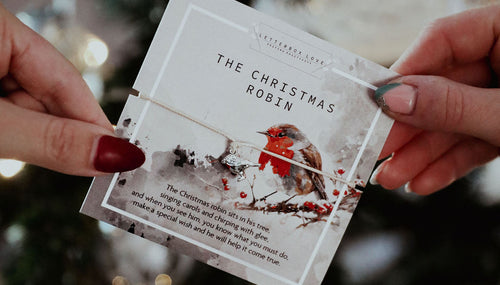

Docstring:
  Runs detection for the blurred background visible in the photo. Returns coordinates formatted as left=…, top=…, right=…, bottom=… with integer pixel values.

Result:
left=1, top=0, right=500, bottom=284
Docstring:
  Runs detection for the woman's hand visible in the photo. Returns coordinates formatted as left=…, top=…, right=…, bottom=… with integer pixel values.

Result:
left=0, top=4, right=144, bottom=176
left=371, top=6, right=500, bottom=195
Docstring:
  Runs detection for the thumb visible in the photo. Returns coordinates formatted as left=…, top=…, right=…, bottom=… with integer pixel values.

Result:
left=374, top=75, right=500, bottom=146
left=0, top=101, right=145, bottom=176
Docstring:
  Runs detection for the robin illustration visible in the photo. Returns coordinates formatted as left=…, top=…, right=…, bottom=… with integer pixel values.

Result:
left=258, top=124, right=327, bottom=200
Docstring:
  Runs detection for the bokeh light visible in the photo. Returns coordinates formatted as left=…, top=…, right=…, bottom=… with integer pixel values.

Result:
left=5, top=224, right=25, bottom=245
left=0, top=159, right=25, bottom=178
left=83, top=36, right=109, bottom=68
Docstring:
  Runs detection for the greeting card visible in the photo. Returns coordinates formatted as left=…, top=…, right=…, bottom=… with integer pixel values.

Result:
left=81, top=0, right=397, bottom=284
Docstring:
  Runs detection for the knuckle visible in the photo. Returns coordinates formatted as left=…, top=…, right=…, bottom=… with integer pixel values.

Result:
left=421, top=18, right=447, bottom=41
left=43, top=119, right=77, bottom=164
left=427, top=17, right=447, bottom=32
left=441, top=83, right=465, bottom=131
left=418, top=18, right=455, bottom=65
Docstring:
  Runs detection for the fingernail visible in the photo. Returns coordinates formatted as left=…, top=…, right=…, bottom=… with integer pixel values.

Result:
left=375, top=83, right=417, bottom=114
left=370, top=164, right=383, bottom=185
left=94, top=135, right=145, bottom=173
left=404, top=182, right=412, bottom=193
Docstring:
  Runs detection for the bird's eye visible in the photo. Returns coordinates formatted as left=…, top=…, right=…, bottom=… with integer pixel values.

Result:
left=278, top=132, right=285, bottom=138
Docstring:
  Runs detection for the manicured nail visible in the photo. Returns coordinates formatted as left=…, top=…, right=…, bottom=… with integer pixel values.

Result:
left=404, top=182, right=412, bottom=193
left=374, top=83, right=417, bottom=114
left=94, top=135, right=145, bottom=173
left=369, top=164, right=383, bottom=185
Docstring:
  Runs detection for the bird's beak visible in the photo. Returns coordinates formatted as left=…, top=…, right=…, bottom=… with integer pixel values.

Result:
left=257, top=131, right=269, bottom=136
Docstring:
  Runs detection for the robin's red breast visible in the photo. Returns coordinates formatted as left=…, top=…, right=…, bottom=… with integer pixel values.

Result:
left=258, top=124, right=327, bottom=200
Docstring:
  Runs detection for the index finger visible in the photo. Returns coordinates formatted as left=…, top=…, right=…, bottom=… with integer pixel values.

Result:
left=391, top=6, right=500, bottom=76
left=0, top=4, right=112, bottom=130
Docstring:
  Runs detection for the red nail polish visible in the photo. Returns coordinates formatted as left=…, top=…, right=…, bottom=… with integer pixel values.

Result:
left=94, top=135, right=145, bottom=173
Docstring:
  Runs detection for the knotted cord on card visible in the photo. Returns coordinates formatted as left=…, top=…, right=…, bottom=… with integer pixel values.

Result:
left=138, top=94, right=363, bottom=190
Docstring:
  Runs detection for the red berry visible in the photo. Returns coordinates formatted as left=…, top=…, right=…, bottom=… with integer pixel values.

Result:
left=304, top=201, right=316, bottom=210
left=344, top=191, right=348, bottom=195
left=224, top=185, right=230, bottom=191
left=221, top=178, right=228, bottom=184
left=316, top=207, right=326, bottom=215
left=333, top=189, right=340, bottom=196
left=323, top=203, right=333, bottom=213
left=240, top=192, right=247, bottom=198
left=338, top=168, right=345, bottom=175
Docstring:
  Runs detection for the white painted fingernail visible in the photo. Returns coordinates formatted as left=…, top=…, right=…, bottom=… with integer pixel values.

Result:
left=404, top=182, right=412, bottom=193
left=370, top=165, right=382, bottom=185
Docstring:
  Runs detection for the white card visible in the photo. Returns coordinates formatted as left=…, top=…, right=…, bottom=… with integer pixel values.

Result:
left=81, top=0, right=396, bottom=284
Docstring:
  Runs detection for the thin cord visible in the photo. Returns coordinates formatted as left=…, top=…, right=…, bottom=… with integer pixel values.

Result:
left=139, top=94, right=357, bottom=188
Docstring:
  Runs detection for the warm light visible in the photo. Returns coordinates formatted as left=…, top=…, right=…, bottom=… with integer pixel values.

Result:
left=83, top=37, right=109, bottom=68
left=0, top=159, right=26, bottom=178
